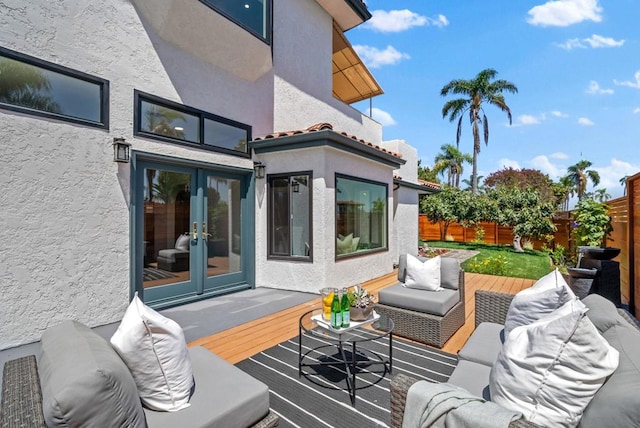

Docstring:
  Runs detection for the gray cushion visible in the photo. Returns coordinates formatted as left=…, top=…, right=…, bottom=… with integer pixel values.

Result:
left=144, top=346, right=270, bottom=428
left=440, top=257, right=460, bottom=290
left=579, top=321, right=640, bottom=427
left=448, top=359, right=492, bottom=400
left=398, top=254, right=460, bottom=290
left=582, top=294, right=622, bottom=333
left=38, top=320, right=146, bottom=427
left=457, top=322, right=505, bottom=366
left=158, top=248, right=190, bottom=262
left=378, top=283, right=459, bottom=316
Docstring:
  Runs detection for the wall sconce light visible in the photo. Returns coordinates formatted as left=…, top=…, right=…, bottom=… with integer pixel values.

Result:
left=113, top=137, right=131, bottom=163
left=292, top=179, right=300, bottom=193
left=253, top=161, right=265, bottom=179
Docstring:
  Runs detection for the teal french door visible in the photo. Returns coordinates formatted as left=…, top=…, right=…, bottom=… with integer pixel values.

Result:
left=133, top=157, right=253, bottom=308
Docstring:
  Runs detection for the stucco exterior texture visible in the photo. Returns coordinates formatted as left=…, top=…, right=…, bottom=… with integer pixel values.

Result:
left=0, top=0, right=424, bottom=350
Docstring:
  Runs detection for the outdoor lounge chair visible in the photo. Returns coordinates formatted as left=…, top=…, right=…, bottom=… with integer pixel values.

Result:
left=375, top=254, right=465, bottom=348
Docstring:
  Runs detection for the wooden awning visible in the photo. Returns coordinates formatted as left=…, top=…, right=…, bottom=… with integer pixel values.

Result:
left=332, top=22, right=383, bottom=104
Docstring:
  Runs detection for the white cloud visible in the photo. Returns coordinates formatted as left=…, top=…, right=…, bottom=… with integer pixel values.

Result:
left=578, top=117, right=595, bottom=126
left=527, top=0, right=603, bottom=27
left=498, top=158, right=521, bottom=169
left=531, top=155, right=562, bottom=178
left=366, top=107, right=397, bottom=126
left=583, top=34, right=625, bottom=48
left=634, top=107, right=640, bottom=114
left=551, top=152, right=569, bottom=159
left=353, top=45, right=410, bottom=68
left=515, top=114, right=541, bottom=125
left=614, top=71, right=640, bottom=89
left=585, top=80, right=614, bottom=94
left=362, top=9, right=448, bottom=32
left=556, top=34, right=624, bottom=50
left=594, top=158, right=640, bottom=198
left=551, top=110, right=569, bottom=118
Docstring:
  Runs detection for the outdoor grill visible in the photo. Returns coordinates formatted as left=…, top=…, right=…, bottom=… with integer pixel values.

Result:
left=568, top=246, right=622, bottom=307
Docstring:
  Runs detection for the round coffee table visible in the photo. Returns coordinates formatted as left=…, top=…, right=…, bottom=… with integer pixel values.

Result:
left=298, top=309, right=394, bottom=406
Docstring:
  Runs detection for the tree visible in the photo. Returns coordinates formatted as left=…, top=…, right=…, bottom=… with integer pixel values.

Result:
left=432, top=144, right=472, bottom=188
left=565, top=160, right=600, bottom=201
left=420, top=187, right=470, bottom=240
left=461, top=174, right=485, bottom=192
left=573, top=199, right=612, bottom=247
left=620, top=175, right=629, bottom=195
left=484, top=167, right=556, bottom=205
left=486, top=187, right=556, bottom=252
left=417, top=159, right=440, bottom=184
left=593, top=188, right=611, bottom=202
left=554, top=176, right=576, bottom=211
left=441, top=68, right=518, bottom=194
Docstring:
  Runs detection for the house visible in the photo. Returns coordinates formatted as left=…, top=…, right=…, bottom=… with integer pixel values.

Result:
left=0, top=0, right=436, bottom=351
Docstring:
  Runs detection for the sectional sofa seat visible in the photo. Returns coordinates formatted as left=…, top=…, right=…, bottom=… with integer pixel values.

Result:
left=390, top=291, right=640, bottom=428
left=0, top=321, right=278, bottom=428
left=375, top=254, right=465, bottom=347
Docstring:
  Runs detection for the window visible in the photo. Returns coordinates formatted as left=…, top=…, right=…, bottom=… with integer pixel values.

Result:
left=200, top=0, right=271, bottom=43
left=0, top=46, right=109, bottom=128
left=335, top=174, right=387, bottom=257
left=134, top=91, right=250, bottom=156
left=268, top=172, right=312, bottom=260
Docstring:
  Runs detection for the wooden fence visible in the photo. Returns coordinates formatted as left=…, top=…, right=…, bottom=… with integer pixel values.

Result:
left=419, top=172, right=640, bottom=317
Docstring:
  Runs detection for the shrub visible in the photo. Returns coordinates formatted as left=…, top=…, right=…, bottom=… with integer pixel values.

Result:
left=472, top=225, right=485, bottom=244
left=467, top=254, right=508, bottom=276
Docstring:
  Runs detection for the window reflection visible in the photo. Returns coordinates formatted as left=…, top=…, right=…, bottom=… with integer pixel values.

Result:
left=0, top=49, right=106, bottom=126
left=202, top=0, right=270, bottom=41
left=269, top=173, right=312, bottom=259
left=204, top=118, right=247, bottom=152
left=140, top=101, right=199, bottom=143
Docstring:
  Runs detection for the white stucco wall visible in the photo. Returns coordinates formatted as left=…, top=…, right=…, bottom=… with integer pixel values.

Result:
left=272, top=0, right=383, bottom=144
left=254, top=146, right=395, bottom=294
left=0, top=0, right=269, bottom=349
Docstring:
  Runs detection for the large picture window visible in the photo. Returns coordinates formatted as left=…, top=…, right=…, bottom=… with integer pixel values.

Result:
left=268, top=172, right=312, bottom=260
left=134, top=91, right=250, bottom=156
left=335, top=174, right=388, bottom=257
left=201, top=0, right=271, bottom=43
left=0, top=46, right=109, bottom=128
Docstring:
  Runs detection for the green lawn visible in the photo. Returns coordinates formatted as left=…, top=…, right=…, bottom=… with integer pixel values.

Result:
left=423, top=241, right=552, bottom=280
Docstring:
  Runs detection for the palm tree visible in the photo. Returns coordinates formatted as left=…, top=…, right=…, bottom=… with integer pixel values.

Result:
left=565, top=160, right=600, bottom=201
left=0, top=58, right=61, bottom=112
left=557, top=175, right=575, bottom=211
left=441, top=68, right=518, bottom=194
left=432, top=144, right=472, bottom=188
left=461, top=174, right=485, bottom=192
left=619, top=175, right=629, bottom=195
left=593, top=188, right=611, bottom=202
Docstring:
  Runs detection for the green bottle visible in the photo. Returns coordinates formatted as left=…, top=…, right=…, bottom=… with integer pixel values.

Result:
left=341, top=288, right=350, bottom=327
left=331, top=288, right=342, bottom=328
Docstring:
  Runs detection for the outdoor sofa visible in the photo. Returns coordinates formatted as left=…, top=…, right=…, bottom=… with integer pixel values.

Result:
left=0, top=320, right=279, bottom=428
left=375, top=254, right=465, bottom=347
left=390, top=290, right=640, bottom=428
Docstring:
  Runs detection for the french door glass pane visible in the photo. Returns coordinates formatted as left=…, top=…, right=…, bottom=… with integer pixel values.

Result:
left=143, top=168, right=191, bottom=288
left=206, top=175, right=242, bottom=277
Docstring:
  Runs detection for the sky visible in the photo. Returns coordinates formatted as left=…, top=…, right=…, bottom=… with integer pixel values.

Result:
left=347, top=0, right=640, bottom=199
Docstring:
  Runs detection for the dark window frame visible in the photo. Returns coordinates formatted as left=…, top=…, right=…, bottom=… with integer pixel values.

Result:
left=134, top=90, right=251, bottom=157
left=335, top=173, right=389, bottom=259
left=267, top=171, right=313, bottom=262
left=0, top=46, right=109, bottom=129
left=200, top=0, right=273, bottom=45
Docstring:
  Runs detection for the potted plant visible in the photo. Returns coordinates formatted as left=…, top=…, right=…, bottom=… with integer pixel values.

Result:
left=572, top=199, right=619, bottom=260
left=346, top=285, right=375, bottom=321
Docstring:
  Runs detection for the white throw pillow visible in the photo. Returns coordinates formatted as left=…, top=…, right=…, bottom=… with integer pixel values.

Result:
left=110, top=293, right=194, bottom=412
left=336, top=233, right=353, bottom=255
left=504, top=269, right=581, bottom=337
left=490, top=300, right=619, bottom=427
left=403, top=254, right=443, bottom=291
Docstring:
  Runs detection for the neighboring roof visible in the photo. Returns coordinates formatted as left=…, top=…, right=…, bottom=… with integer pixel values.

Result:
left=332, top=22, right=384, bottom=104
left=251, top=123, right=405, bottom=168
left=417, top=179, right=442, bottom=190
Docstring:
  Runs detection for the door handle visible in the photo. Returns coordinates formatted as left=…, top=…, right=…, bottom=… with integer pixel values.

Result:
left=192, top=222, right=198, bottom=240
left=202, top=222, right=212, bottom=240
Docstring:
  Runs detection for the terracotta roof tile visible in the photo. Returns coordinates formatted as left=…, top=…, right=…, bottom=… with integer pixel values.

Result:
left=417, top=179, right=441, bottom=190
left=253, top=123, right=403, bottom=158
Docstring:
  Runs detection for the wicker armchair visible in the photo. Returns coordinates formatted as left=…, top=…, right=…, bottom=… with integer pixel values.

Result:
left=375, top=269, right=465, bottom=348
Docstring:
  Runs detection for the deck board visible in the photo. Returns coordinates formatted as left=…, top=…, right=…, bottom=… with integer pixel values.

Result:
left=188, top=271, right=535, bottom=362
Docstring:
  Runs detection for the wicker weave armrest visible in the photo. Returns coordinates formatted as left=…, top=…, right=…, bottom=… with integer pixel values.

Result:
left=1, top=355, right=46, bottom=428
left=390, top=373, right=540, bottom=428
left=475, top=291, right=516, bottom=327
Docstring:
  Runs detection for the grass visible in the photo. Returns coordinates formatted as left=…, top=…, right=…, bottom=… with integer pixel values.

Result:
left=423, top=241, right=552, bottom=280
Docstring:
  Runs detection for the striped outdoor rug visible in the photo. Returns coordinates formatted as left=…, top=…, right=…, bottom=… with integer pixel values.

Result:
left=235, top=331, right=457, bottom=427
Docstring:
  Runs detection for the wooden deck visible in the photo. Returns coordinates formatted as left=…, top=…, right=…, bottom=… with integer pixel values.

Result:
left=189, top=271, right=536, bottom=363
